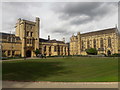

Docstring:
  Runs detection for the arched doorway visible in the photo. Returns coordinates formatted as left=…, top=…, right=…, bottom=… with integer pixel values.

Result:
left=26, top=50, right=31, bottom=57
left=107, top=50, right=111, bottom=56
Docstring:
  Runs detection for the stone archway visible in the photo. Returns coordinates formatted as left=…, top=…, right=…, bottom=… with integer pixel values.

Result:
left=26, top=50, right=31, bottom=57
left=107, top=50, right=111, bottom=56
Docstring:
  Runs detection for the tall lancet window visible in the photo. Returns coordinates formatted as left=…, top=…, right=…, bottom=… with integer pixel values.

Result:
left=100, top=38, right=104, bottom=48
left=87, top=40, right=90, bottom=49
left=44, top=46, right=46, bottom=52
left=93, top=39, right=96, bottom=48
left=108, top=37, right=112, bottom=47
left=81, top=40, right=84, bottom=51
left=49, top=46, right=51, bottom=52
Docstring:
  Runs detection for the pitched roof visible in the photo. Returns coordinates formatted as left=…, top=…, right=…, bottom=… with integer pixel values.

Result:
left=39, top=38, right=64, bottom=44
left=0, top=32, right=21, bottom=40
left=81, top=28, right=116, bottom=36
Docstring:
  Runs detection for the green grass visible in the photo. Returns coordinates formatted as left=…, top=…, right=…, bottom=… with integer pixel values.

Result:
left=2, top=57, right=118, bottom=82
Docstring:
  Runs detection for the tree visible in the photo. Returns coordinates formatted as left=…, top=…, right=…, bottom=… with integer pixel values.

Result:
left=34, top=49, right=40, bottom=56
left=86, top=48, right=98, bottom=55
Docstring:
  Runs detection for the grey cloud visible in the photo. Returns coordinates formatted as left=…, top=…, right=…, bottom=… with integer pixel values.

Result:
left=52, top=2, right=117, bottom=25
left=2, top=2, right=41, bottom=31
left=50, top=28, right=74, bottom=35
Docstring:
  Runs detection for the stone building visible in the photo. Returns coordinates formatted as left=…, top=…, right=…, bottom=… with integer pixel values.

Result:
left=0, top=17, right=68, bottom=57
left=39, top=36, right=68, bottom=56
left=0, top=33, right=21, bottom=57
left=70, top=27, right=120, bottom=55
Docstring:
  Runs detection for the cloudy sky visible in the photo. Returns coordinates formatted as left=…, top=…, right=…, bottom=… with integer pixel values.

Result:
left=2, top=2, right=118, bottom=42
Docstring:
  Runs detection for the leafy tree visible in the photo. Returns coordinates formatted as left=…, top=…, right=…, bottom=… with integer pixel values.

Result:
left=86, top=48, right=98, bottom=55
left=34, top=49, right=40, bottom=56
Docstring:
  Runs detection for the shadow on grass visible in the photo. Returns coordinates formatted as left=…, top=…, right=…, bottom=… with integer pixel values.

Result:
left=2, top=61, right=70, bottom=81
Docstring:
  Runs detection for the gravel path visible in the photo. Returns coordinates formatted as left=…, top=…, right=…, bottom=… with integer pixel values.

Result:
left=2, top=81, right=118, bottom=88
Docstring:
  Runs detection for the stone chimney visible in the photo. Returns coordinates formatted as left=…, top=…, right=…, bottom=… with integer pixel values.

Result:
left=63, top=38, right=65, bottom=43
left=48, top=35, right=50, bottom=41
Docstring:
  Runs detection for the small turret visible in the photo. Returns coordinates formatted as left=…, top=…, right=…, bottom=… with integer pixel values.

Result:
left=77, top=32, right=80, bottom=35
left=36, top=17, right=40, bottom=22
left=18, top=18, right=21, bottom=23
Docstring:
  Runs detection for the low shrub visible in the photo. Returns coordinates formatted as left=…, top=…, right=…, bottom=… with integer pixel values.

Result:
left=111, top=53, right=120, bottom=57
left=86, top=48, right=98, bottom=55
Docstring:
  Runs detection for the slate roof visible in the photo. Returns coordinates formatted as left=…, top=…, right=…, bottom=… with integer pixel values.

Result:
left=81, top=28, right=117, bottom=36
left=0, top=32, right=21, bottom=40
left=39, top=38, right=64, bottom=44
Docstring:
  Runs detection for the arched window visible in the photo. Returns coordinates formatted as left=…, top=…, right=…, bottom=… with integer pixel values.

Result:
left=44, top=46, right=46, bottom=52
left=108, top=37, right=112, bottom=47
left=87, top=40, right=90, bottom=49
left=12, top=37, right=15, bottom=42
left=54, top=46, right=57, bottom=52
left=93, top=39, right=96, bottom=48
left=49, top=46, right=51, bottom=52
left=26, top=32, right=29, bottom=36
left=64, top=47, right=66, bottom=54
left=61, top=46, right=63, bottom=51
left=8, top=37, right=11, bottom=42
left=81, top=40, right=84, bottom=51
left=100, top=38, right=104, bottom=48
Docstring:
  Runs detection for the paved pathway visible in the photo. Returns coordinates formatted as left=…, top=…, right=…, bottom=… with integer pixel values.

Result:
left=2, top=81, right=118, bottom=88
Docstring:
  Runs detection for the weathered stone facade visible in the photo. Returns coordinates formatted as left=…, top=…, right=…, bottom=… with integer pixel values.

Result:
left=70, top=27, right=120, bottom=55
left=0, top=17, right=68, bottom=57
left=0, top=33, right=21, bottom=57
left=39, top=36, right=68, bottom=56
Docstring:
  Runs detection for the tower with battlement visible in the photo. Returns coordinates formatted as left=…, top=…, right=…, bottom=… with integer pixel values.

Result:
left=15, top=17, right=40, bottom=57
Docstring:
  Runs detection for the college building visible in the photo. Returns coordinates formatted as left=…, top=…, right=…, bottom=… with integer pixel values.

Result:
left=0, top=17, right=68, bottom=57
left=1, top=17, right=120, bottom=57
left=70, top=27, right=120, bottom=55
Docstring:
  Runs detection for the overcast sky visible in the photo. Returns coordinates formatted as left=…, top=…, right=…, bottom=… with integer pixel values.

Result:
left=2, top=2, right=118, bottom=42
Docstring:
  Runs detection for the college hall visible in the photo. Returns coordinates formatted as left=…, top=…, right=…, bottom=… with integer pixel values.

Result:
left=0, top=17, right=120, bottom=57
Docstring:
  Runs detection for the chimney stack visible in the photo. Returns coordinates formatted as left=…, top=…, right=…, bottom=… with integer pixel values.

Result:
left=48, top=35, right=50, bottom=41
left=63, top=38, right=65, bottom=43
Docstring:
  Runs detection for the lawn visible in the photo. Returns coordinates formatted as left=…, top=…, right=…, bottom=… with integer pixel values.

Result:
left=2, top=57, right=118, bottom=82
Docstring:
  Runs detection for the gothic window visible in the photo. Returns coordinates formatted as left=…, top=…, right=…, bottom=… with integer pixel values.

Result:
left=108, top=37, right=112, bottom=47
left=26, top=39, right=29, bottom=44
left=49, top=46, right=51, bottom=52
left=100, top=38, right=104, bottom=48
left=29, top=39, right=32, bottom=44
left=61, top=46, right=63, bottom=51
left=8, top=50, right=11, bottom=56
left=12, top=37, right=15, bottom=42
left=44, top=46, right=46, bottom=52
left=12, top=51, right=15, bottom=56
left=26, top=32, right=29, bottom=36
left=30, top=26, right=32, bottom=29
left=54, top=46, right=57, bottom=52
left=31, top=32, right=33, bottom=37
left=8, top=37, right=11, bottom=42
left=81, top=40, right=84, bottom=51
left=65, top=47, right=66, bottom=53
left=93, top=39, right=96, bottom=48
left=87, top=40, right=90, bottom=49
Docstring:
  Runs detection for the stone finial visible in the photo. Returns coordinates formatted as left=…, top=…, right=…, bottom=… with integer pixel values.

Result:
left=36, top=17, right=40, bottom=21
left=18, top=18, right=21, bottom=23
left=77, top=32, right=80, bottom=35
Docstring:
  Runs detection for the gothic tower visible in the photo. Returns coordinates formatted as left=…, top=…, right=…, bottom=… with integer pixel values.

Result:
left=15, top=17, right=40, bottom=57
left=77, top=32, right=81, bottom=55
